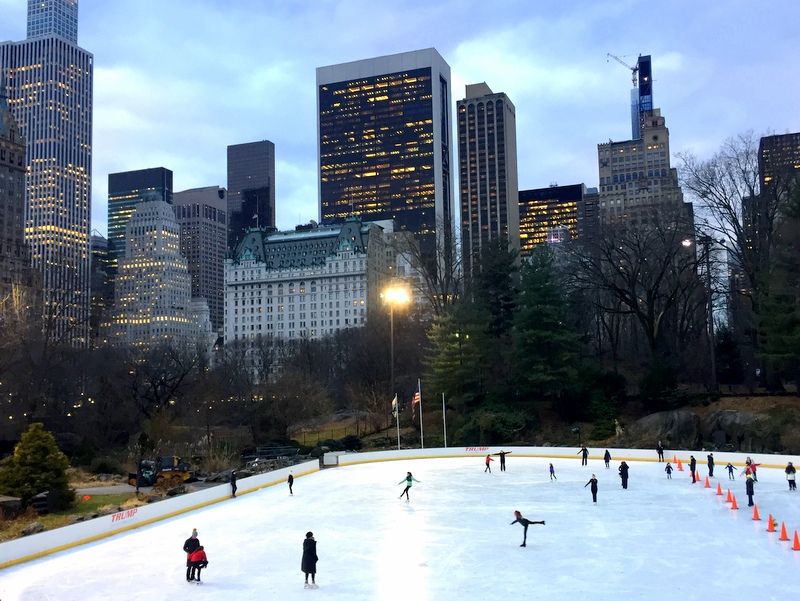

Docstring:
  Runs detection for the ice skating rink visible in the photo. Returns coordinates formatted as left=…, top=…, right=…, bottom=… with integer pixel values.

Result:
left=1, top=455, right=799, bottom=600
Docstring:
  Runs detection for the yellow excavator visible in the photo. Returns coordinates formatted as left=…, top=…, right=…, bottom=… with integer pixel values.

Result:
left=128, top=456, right=192, bottom=488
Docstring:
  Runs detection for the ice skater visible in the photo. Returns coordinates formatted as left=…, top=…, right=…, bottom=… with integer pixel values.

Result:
left=665, top=462, right=673, bottom=479
left=656, top=441, right=664, bottom=462
left=603, top=449, right=611, bottom=468
left=182, top=528, right=200, bottom=582
left=230, top=469, right=237, bottom=498
left=494, top=450, right=512, bottom=471
left=485, top=454, right=494, bottom=473
left=585, top=474, right=598, bottom=503
left=302, top=531, right=318, bottom=589
left=398, top=471, right=420, bottom=500
left=578, top=445, right=589, bottom=466
left=745, top=473, right=755, bottom=507
left=510, top=510, right=545, bottom=547
left=689, top=455, right=697, bottom=483
left=288, top=472, right=294, bottom=495
left=549, top=463, right=557, bottom=481
left=726, top=462, right=735, bottom=480
left=707, top=453, right=715, bottom=478
left=188, top=546, right=208, bottom=583
left=618, top=461, right=629, bottom=489
left=785, top=462, right=796, bottom=490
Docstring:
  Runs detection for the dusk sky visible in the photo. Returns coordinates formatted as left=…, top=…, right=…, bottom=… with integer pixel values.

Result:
left=1, top=0, right=798, bottom=237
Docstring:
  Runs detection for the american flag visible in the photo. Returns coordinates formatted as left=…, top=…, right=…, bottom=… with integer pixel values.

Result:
left=413, top=390, right=421, bottom=406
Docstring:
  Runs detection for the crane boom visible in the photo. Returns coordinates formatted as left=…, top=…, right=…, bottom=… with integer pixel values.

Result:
left=607, top=53, right=638, bottom=88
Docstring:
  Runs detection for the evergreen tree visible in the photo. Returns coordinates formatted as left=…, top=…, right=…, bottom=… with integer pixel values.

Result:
left=0, top=422, right=75, bottom=509
left=514, top=246, right=582, bottom=401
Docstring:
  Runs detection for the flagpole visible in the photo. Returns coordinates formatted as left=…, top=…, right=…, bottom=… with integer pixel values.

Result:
left=418, top=378, right=424, bottom=450
left=442, top=392, right=447, bottom=448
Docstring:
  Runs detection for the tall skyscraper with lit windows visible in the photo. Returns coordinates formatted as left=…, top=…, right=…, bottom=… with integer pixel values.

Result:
left=1, top=0, right=92, bottom=344
left=317, top=48, right=454, bottom=276
left=457, top=83, right=519, bottom=277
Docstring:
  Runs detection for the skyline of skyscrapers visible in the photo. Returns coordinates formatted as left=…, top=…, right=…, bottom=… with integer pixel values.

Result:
left=102, top=198, right=213, bottom=350
left=1, top=0, right=93, bottom=344
left=457, top=82, right=519, bottom=277
left=317, top=48, right=454, bottom=276
left=227, top=140, right=275, bottom=250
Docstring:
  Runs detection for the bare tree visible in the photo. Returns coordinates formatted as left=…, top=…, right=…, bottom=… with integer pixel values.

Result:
left=677, top=131, right=799, bottom=316
left=567, top=207, right=705, bottom=362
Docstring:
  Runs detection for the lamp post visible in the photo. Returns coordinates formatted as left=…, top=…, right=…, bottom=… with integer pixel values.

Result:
left=383, top=286, right=410, bottom=448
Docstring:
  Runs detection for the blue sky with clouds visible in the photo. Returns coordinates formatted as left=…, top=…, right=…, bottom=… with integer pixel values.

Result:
left=1, top=0, right=798, bottom=237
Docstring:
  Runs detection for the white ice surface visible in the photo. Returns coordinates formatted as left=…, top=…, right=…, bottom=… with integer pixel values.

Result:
left=1, top=456, right=799, bottom=601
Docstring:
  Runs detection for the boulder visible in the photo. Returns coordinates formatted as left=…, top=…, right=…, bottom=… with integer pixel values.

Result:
left=21, top=521, right=44, bottom=536
left=623, top=411, right=702, bottom=450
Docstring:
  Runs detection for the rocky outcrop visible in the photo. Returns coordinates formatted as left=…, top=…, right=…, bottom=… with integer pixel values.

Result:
left=21, top=521, right=44, bottom=536
left=622, top=411, right=702, bottom=450
left=621, top=409, right=785, bottom=452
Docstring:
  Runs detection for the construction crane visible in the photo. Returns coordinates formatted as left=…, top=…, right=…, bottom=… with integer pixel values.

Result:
left=607, top=53, right=638, bottom=88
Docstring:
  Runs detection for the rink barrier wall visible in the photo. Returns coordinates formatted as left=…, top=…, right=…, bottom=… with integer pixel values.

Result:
left=330, top=446, right=796, bottom=471
left=0, top=460, right=318, bottom=571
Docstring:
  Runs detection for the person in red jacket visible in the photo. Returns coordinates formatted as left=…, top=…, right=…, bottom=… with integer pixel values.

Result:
left=188, top=546, right=208, bottom=583
left=485, top=454, right=494, bottom=473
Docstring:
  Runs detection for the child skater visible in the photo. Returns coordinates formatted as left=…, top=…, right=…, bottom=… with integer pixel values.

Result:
left=549, top=463, right=557, bottom=481
left=188, top=546, right=208, bottom=583
left=665, top=462, right=673, bottom=479
left=398, top=471, right=420, bottom=501
left=510, top=510, right=545, bottom=547
left=485, top=454, right=494, bottom=473
left=726, top=462, right=735, bottom=480
left=585, top=474, right=598, bottom=503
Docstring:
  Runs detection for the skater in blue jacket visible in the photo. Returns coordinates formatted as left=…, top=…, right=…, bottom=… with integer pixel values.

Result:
left=510, top=511, right=545, bottom=547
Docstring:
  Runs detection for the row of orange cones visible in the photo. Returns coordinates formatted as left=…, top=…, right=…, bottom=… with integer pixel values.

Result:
left=712, top=479, right=800, bottom=550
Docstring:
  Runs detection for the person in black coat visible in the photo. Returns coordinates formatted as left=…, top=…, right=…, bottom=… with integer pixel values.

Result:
left=302, top=531, right=319, bottom=588
left=707, top=453, right=715, bottom=478
left=689, top=455, right=697, bottom=483
left=656, top=441, right=664, bottom=462
left=578, top=445, right=589, bottom=466
left=494, top=450, right=512, bottom=472
left=510, top=510, right=545, bottom=547
left=585, top=475, right=598, bottom=503
left=618, top=461, right=629, bottom=489
left=603, top=450, right=611, bottom=468
left=288, top=472, right=294, bottom=495
left=230, top=470, right=237, bottom=498
left=182, top=528, right=200, bottom=582
left=745, top=474, right=755, bottom=507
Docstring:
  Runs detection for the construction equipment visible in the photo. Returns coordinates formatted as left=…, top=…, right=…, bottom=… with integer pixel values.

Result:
left=128, top=456, right=192, bottom=488
left=607, top=53, right=639, bottom=88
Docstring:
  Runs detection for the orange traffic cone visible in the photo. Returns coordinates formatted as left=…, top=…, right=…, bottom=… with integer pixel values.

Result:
left=726, top=489, right=732, bottom=502
left=677, top=459, right=683, bottom=471
left=704, top=476, right=710, bottom=488
left=780, top=522, right=789, bottom=541
left=673, top=454, right=677, bottom=463
left=767, top=515, right=776, bottom=532
left=716, top=482, right=722, bottom=495
left=793, top=531, right=800, bottom=551
left=731, top=495, right=738, bottom=510
left=752, top=504, right=760, bottom=520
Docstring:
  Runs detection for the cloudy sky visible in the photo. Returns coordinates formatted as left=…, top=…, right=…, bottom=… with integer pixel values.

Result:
left=1, top=0, right=798, bottom=237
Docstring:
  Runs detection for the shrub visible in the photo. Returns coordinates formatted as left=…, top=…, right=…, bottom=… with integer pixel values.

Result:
left=340, top=435, right=362, bottom=451
left=0, top=423, right=76, bottom=510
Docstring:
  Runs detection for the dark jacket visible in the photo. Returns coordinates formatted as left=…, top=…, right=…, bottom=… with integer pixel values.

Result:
left=619, top=463, right=629, bottom=479
left=183, top=536, right=200, bottom=566
left=746, top=478, right=755, bottom=496
left=689, top=457, right=697, bottom=471
left=301, top=538, right=318, bottom=574
left=585, top=478, right=598, bottom=492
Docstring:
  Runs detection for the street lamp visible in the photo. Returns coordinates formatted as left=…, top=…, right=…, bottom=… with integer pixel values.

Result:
left=382, top=285, right=410, bottom=449
left=685, top=235, right=719, bottom=392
